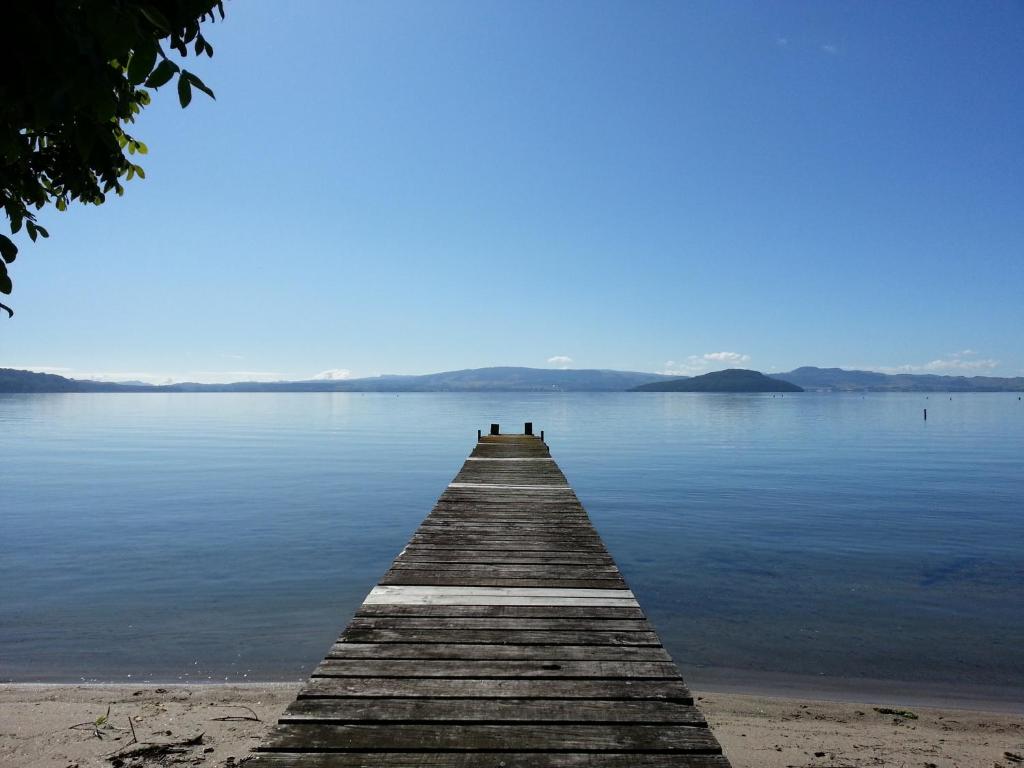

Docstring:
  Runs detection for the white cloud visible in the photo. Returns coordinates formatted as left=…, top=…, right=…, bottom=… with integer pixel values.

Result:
left=660, top=352, right=751, bottom=376
left=193, top=371, right=285, bottom=381
left=88, top=371, right=172, bottom=383
left=14, top=365, right=74, bottom=374
left=881, top=359, right=1000, bottom=374
left=821, top=43, right=838, bottom=55
left=313, top=369, right=353, bottom=380
left=704, top=352, right=751, bottom=364
left=13, top=366, right=165, bottom=383
left=877, top=350, right=1000, bottom=375
left=775, top=36, right=789, bottom=47
left=547, top=356, right=573, bottom=369
left=8, top=366, right=284, bottom=384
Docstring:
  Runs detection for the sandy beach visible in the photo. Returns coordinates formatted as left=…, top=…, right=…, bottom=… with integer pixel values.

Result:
left=2, top=683, right=1021, bottom=768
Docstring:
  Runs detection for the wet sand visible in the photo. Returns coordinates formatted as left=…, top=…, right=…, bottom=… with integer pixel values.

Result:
left=1, top=683, right=1022, bottom=768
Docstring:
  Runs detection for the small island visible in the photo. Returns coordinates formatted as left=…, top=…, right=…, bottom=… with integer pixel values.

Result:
left=631, top=368, right=804, bottom=392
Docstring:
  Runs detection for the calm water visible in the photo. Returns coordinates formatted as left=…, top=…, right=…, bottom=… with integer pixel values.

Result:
left=2, top=393, right=1022, bottom=706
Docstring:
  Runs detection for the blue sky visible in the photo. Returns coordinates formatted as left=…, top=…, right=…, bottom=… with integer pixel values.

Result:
left=3, top=1, right=1022, bottom=383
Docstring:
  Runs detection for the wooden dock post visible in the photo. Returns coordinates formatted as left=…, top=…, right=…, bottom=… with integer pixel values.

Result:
left=490, top=423, right=500, bottom=435
left=524, top=421, right=533, bottom=435
left=253, top=429, right=730, bottom=767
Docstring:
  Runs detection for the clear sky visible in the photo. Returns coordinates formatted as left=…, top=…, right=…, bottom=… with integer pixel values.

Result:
left=3, top=0, right=1022, bottom=383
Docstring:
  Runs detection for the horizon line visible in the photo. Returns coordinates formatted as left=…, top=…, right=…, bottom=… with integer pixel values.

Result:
left=4, top=363, right=1022, bottom=387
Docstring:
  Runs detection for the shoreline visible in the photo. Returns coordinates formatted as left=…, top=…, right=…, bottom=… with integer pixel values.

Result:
left=687, top=666, right=1024, bottom=716
left=8, top=669, right=1022, bottom=716
left=2, top=683, right=1021, bottom=768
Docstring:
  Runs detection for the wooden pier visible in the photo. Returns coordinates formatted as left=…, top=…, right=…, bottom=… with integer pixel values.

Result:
left=253, top=427, right=730, bottom=767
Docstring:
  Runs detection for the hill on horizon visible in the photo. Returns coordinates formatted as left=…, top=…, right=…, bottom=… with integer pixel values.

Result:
left=0, top=366, right=670, bottom=393
left=632, top=369, right=803, bottom=393
left=1, top=365, right=1022, bottom=393
left=775, top=366, right=1024, bottom=392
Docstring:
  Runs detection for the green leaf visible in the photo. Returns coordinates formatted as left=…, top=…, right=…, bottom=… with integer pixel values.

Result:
left=177, top=74, right=192, bottom=108
left=135, top=141, right=148, bottom=155
left=127, top=40, right=158, bottom=86
left=183, top=71, right=216, bottom=100
left=138, top=5, right=171, bottom=34
left=0, top=262, right=12, bottom=295
left=35, top=225, right=49, bottom=239
left=182, top=72, right=216, bottom=101
left=0, top=235, right=17, bottom=264
left=27, top=221, right=37, bottom=242
left=145, top=59, right=179, bottom=89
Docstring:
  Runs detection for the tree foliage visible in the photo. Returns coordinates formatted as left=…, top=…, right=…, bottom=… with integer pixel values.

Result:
left=0, top=0, right=224, bottom=317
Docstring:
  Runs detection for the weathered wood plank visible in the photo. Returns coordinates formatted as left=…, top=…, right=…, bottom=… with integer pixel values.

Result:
left=387, top=565, right=621, bottom=577
left=298, top=677, right=692, bottom=702
left=419, top=520, right=593, bottom=528
left=465, top=457, right=556, bottom=462
left=409, top=537, right=606, bottom=546
left=416, top=524, right=600, bottom=533
left=367, top=586, right=636, bottom=598
left=363, top=587, right=637, bottom=606
left=454, top=464, right=567, bottom=475
left=409, top=534, right=597, bottom=541
left=379, top=575, right=629, bottom=589
left=362, top=595, right=640, bottom=607
left=396, top=554, right=617, bottom=565
left=354, top=604, right=647, bottom=620
left=419, top=517, right=593, bottom=525
left=282, top=698, right=705, bottom=725
left=429, top=509, right=588, bottom=518
left=439, top=493, right=577, bottom=499
left=312, top=660, right=681, bottom=679
left=447, top=483, right=572, bottom=490
left=343, top=617, right=652, bottom=631
left=406, top=534, right=598, bottom=541
left=393, top=564, right=615, bottom=574
left=252, top=754, right=731, bottom=768
left=336, top=629, right=660, bottom=646
left=397, top=552, right=615, bottom=563
left=260, top=723, right=722, bottom=752
left=403, top=544, right=610, bottom=553
left=326, top=643, right=671, bottom=661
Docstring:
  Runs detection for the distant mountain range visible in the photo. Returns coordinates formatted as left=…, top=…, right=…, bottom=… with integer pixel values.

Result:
left=633, top=369, right=803, bottom=392
left=0, top=366, right=668, bottom=393
left=773, top=366, right=1024, bottom=392
left=1, top=365, right=1022, bottom=393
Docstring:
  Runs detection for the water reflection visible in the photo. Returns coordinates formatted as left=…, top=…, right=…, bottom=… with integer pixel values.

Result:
left=1, top=392, right=1021, bottom=705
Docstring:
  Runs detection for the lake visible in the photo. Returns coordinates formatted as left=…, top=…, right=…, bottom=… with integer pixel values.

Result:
left=2, top=392, right=1022, bottom=708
